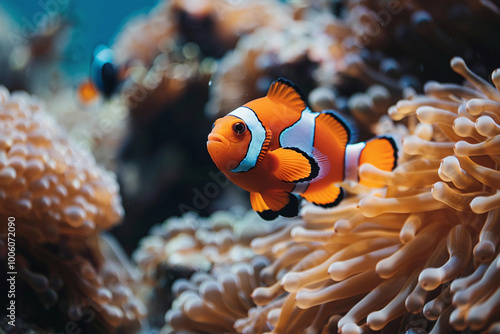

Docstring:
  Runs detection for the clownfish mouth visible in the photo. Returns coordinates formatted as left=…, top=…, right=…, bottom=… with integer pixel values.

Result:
left=207, top=133, right=230, bottom=150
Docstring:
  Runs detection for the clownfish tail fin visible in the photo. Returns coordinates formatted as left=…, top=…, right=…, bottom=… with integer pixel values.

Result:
left=358, top=136, right=399, bottom=187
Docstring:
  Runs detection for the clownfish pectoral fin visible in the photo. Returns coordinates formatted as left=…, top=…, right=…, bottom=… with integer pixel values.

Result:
left=358, top=136, right=399, bottom=187
left=250, top=191, right=299, bottom=220
left=269, top=147, right=319, bottom=183
left=266, top=78, right=307, bottom=114
left=300, top=183, right=345, bottom=208
left=316, top=111, right=358, bottom=147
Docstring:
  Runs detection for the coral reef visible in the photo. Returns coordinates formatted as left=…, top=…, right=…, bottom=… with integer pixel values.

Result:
left=113, top=0, right=294, bottom=120
left=205, top=19, right=324, bottom=119
left=161, top=59, right=500, bottom=333
left=4, top=0, right=500, bottom=333
left=0, top=86, right=145, bottom=331
left=206, top=0, right=500, bottom=122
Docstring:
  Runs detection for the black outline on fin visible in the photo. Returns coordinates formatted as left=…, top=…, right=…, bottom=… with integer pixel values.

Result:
left=255, top=193, right=300, bottom=220
left=310, top=187, right=345, bottom=208
left=257, top=209, right=279, bottom=221
left=377, top=135, right=399, bottom=170
left=278, top=193, right=299, bottom=217
left=321, top=111, right=360, bottom=144
left=281, top=147, right=319, bottom=183
left=274, top=78, right=307, bottom=105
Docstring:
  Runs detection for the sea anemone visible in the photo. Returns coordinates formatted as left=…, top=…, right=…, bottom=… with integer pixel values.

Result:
left=0, top=86, right=145, bottom=330
left=134, top=210, right=278, bottom=275
left=163, top=58, right=500, bottom=333
left=133, top=210, right=287, bottom=333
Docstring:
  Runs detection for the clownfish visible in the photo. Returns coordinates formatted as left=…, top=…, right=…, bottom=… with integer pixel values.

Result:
left=77, top=45, right=125, bottom=104
left=207, top=78, right=398, bottom=220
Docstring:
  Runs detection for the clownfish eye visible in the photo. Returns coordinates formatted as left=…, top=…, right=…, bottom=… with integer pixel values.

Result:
left=232, top=122, right=246, bottom=134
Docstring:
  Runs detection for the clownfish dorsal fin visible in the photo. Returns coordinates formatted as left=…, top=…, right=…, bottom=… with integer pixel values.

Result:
left=316, top=111, right=358, bottom=148
left=256, top=128, right=272, bottom=166
left=266, top=78, right=307, bottom=113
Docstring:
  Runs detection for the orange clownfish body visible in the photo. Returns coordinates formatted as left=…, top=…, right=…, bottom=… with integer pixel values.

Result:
left=207, top=78, right=398, bottom=220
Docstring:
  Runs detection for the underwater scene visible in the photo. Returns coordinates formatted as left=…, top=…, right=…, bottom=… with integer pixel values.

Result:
left=1, top=0, right=500, bottom=333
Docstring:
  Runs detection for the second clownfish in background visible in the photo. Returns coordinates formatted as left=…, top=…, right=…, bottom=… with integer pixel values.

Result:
left=207, top=78, right=399, bottom=220
left=77, top=45, right=125, bottom=105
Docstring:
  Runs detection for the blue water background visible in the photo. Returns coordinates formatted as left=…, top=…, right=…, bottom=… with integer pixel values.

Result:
left=4, top=0, right=158, bottom=75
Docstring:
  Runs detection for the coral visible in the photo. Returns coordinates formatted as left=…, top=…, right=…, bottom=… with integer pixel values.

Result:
left=205, top=0, right=500, bottom=124
left=205, top=9, right=338, bottom=118
left=0, top=86, right=145, bottom=331
left=162, top=59, right=500, bottom=333
left=46, top=89, right=129, bottom=169
left=112, top=0, right=292, bottom=67
left=170, top=0, right=293, bottom=58
left=0, top=87, right=123, bottom=237
left=112, top=1, right=177, bottom=67
left=121, top=39, right=214, bottom=121
left=113, top=0, right=298, bottom=121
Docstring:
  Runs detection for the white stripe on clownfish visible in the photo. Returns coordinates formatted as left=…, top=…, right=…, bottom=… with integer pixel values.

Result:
left=279, top=107, right=317, bottom=155
left=280, top=108, right=331, bottom=190
left=229, top=106, right=267, bottom=173
left=344, top=142, right=366, bottom=182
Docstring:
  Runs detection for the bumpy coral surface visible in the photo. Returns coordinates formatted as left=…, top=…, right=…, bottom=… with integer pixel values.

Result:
left=0, top=86, right=123, bottom=238
left=0, top=86, right=145, bottom=331
left=163, top=59, right=500, bottom=333
left=0, top=87, right=122, bottom=237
